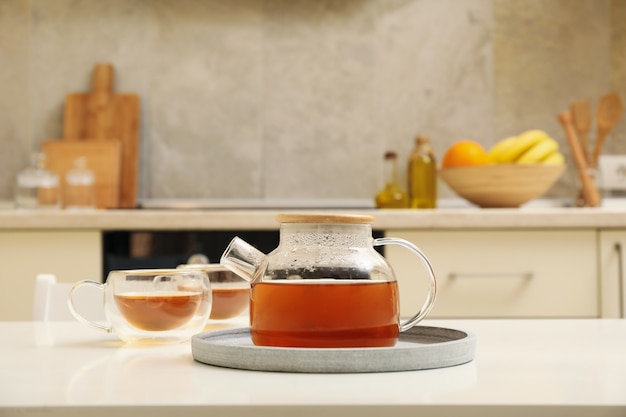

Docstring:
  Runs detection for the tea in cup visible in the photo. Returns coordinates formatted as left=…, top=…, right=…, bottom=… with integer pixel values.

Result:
left=178, top=264, right=250, bottom=320
left=68, top=269, right=211, bottom=344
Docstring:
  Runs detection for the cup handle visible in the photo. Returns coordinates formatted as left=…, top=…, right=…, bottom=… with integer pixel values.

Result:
left=373, top=237, right=437, bottom=332
left=67, top=280, right=112, bottom=333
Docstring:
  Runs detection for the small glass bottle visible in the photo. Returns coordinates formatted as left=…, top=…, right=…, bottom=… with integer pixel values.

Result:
left=375, top=151, right=409, bottom=209
left=408, top=136, right=437, bottom=209
left=15, top=153, right=60, bottom=209
left=65, top=157, right=96, bottom=210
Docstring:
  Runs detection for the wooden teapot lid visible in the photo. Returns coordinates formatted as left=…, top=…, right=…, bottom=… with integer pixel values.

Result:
left=276, top=213, right=375, bottom=224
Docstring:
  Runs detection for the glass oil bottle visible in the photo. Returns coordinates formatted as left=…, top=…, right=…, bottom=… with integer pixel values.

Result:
left=375, top=151, right=408, bottom=208
left=408, top=136, right=437, bottom=209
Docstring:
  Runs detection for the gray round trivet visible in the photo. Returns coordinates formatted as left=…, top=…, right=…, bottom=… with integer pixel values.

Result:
left=191, top=326, right=476, bottom=373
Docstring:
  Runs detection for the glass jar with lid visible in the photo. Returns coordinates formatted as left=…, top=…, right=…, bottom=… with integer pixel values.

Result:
left=15, top=153, right=60, bottom=209
left=65, top=156, right=96, bottom=209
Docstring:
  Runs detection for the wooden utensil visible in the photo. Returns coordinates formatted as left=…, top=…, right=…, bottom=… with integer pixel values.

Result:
left=41, top=140, right=122, bottom=209
left=591, top=92, right=624, bottom=168
left=558, top=111, right=601, bottom=207
left=63, top=63, right=140, bottom=208
left=570, top=100, right=591, bottom=163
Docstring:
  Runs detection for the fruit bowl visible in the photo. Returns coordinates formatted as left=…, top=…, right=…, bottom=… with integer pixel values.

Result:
left=439, top=164, right=566, bottom=208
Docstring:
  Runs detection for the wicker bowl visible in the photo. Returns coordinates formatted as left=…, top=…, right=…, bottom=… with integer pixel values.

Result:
left=439, top=164, right=565, bottom=208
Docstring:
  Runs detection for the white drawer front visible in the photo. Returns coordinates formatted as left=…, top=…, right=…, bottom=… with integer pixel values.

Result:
left=385, top=230, right=598, bottom=318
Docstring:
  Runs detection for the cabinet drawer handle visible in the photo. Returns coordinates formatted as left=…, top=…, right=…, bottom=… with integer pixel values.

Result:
left=448, top=272, right=533, bottom=280
left=615, top=243, right=625, bottom=319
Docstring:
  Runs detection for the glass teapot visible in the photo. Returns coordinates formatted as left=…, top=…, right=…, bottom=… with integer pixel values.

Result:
left=221, top=213, right=436, bottom=348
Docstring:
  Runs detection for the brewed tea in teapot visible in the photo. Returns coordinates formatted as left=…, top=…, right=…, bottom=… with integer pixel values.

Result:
left=221, top=213, right=436, bottom=348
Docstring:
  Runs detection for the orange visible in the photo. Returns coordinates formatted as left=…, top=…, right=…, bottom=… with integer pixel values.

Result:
left=441, top=140, right=490, bottom=168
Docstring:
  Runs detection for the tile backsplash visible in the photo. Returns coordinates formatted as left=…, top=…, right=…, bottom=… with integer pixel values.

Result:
left=1, top=0, right=624, bottom=204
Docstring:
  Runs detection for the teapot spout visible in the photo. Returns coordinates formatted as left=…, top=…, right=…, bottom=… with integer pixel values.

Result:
left=220, top=236, right=267, bottom=283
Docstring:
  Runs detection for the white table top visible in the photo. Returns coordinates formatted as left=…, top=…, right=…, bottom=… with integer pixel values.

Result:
left=1, top=319, right=625, bottom=417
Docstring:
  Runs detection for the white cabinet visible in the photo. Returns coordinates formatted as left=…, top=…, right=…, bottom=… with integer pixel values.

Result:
left=0, top=225, right=615, bottom=321
left=0, top=230, right=101, bottom=321
left=598, top=230, right=626, bottom=318
left=385, top=229, right=599, bottom=318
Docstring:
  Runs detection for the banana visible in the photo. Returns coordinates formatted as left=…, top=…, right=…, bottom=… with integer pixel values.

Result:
left=541, top=151, right=565, bottom=165
left=517, top=137, right=559, bottom=164
left=488, top=136, right=518, bottom=163
left=492, top=130, right=550, bottom=163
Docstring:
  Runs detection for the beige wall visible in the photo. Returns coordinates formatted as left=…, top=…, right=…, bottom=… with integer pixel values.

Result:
left=0, top=0, right=624, bottom=202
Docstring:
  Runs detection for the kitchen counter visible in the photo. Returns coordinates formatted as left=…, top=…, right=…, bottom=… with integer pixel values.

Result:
left=2, top=204, right=626, bottom=230
left=1, top=319, right=625, bottom=417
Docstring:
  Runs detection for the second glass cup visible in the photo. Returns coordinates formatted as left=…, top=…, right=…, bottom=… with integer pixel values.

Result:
left=177, top=263, right=250, bottom=321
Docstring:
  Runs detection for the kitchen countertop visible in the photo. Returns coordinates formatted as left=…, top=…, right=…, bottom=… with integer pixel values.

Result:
left=1, top=204, right=626, bottom=230
left=1, top=318, right=625, bottom=417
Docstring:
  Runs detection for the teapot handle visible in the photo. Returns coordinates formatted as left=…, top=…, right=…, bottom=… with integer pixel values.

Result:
left=373, top=237, right=437, bottom=332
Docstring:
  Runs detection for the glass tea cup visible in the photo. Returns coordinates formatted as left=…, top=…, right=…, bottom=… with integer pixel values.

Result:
left=177, top=264, right=250, bottom=320
left=68, top=269, right=212, bottom=344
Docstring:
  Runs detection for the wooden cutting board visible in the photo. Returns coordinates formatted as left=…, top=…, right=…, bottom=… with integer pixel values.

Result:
left=41, top=140, right=122, bottom=209
left=63, top=63, right=140, bottom=208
